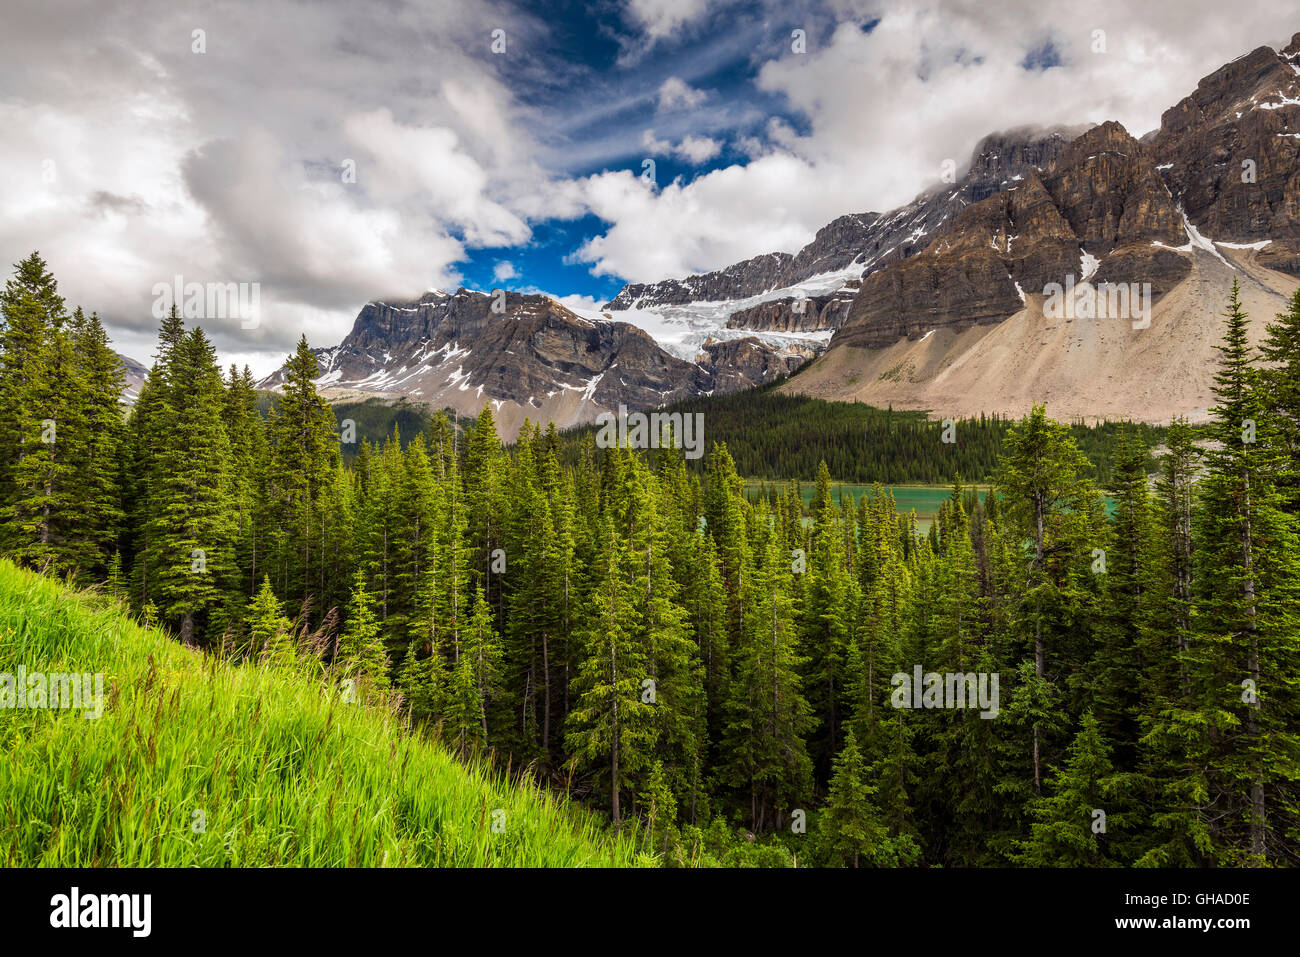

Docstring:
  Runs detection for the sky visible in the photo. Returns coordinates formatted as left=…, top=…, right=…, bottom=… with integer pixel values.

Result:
left=2, top=0, right=1297, bottom=375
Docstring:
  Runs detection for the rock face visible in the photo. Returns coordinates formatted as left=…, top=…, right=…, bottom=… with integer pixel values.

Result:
left=257, top=289, right=800, bottom=438
left=724, top=282, right=859, bottom=334
left=791, top=33, right=1300, bottom=424
left=604, top=126, right=1083, bottom=312
left=696, top=337, right=808, bottom=393
left=116, top=353, right=148, bottom=403
left=833, top=121, right=1193, bottom=349
left=604, top=252, right=799, bottom=309
left=1151, top=33, right=1300, bottom=275
left=261, top=35, right=1300, bottom=434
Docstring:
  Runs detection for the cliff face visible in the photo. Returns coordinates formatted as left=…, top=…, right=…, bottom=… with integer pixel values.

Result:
left=258, top=289, right=802, bottom=438
left=1152, top=33, right=1300, bottom=276
left=832, top=121, right=1196, bottom=349
left=787, top=34, right=1300, bottom=425
left=604, top=126, right=1083, bottom=312
left=724, top=282, right=859, bottom=334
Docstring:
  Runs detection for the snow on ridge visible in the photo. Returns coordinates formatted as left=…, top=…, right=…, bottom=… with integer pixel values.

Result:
left=1181, top=215, right=1234, bottom=268
left=592, top=264, right=862, bottom=361
left=1258, top=92, right=1300, bottom=110
left=1080, top=249, right=1101, bottom=282
left=1215, top=239, right=1272, bottom=250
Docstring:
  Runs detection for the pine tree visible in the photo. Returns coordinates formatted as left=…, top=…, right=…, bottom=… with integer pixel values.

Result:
left=566, top=513, right=654, bottom=829
left=0, top=253, right=65, bottom=519
left=2, top=317, right=81, bottom=572
left=993, top=404, right=1102, bottom=796
left=1189, top=280, right=1300, bottom=865
left=224, top=365, right=266, bottom=597
left=143, top=325, right=236, bottom=645
left=1259, top=287, right=1300, bottom=512
left=818, top=729, right=885, bottom=867
left=64, top=310, right=126, bottom=580
left=1016, top=713, right=1119, bottom=867
left=337, top=569, right=389, bottom=689
left=1088, top=423, right=1154, bottom=760
left=722, top=512, right=815, bottom=833
left=265, top=335, right=337, bottom=614
left=248, top=576, right=294, bottom=664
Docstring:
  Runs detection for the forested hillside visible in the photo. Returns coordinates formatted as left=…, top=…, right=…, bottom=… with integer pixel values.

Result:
left=2, top=251, right=1298, bottom=867
left=557, top=385, right=1167, bottom=486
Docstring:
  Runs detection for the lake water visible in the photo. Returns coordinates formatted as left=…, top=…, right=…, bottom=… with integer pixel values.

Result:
left=745, top=482, right=984, bottom=530
left=745, top=481, right=1114, bottom=531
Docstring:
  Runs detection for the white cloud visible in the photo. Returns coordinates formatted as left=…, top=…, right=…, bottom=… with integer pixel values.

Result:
left=657, top=76, right=709, bottom=110
left=675, top=134, right=722, bottom=163
left=493, top=261, right=518, bottom=281
left=641, top=129, right=723, bottom=165
left=572, top=0, right=1300, bottom=283
left=341, top=109, right=531, bottom=248
left=625, top=0, right=714, bottom=40
left=0, top=0, right=551, bottom=370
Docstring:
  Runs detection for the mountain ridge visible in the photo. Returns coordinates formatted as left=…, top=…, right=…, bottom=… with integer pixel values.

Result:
left=259, top=32, right=1300, bottom=434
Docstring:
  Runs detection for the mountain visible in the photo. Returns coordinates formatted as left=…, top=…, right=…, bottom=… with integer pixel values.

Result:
left=261, top=33, right=1300, bottom=433
left=116, top=352, right=148, bottom=403
left=257, top=289, right=803, bottom=437
left=595, top=126, right=1083, bottom=359
left=786, top=32, right=1300, bottom=424
left=603, top=126, right=1084, bottom=313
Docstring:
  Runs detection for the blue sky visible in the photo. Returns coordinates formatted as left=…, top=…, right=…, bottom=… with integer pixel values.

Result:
left=2, top=0, right=1297, bottom=372
left=456, top=0, right=838, bottom=302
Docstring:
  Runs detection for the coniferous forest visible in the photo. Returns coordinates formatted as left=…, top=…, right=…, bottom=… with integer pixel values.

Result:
left=3, top=251, right=1299, bottom=868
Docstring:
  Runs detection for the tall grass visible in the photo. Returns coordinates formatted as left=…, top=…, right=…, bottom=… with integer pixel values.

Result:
left=0, top=561, right=645, bottom=867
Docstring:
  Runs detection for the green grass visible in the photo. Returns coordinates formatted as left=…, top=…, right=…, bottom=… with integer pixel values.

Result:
left=0, top=561, right=644, bottom=867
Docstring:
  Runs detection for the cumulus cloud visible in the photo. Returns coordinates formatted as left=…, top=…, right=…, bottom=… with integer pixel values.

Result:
left=625, top=0, right=715, bottom=40
left=493, top=261, right=518, bottom=281
left=0, top=0, right=551, bottom=374
left=657, top=76, right=709, bottom=110
left=571, top=0, right=1300, bottom=282
left=675, top=135, right=723, bottom=164
left=3, top=0, right=1298, bottom=371
left=641, top=129, right=723, bottom=165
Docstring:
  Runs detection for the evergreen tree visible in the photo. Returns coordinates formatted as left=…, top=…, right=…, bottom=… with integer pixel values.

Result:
left=1189, top=280, right=1300, bottom=865
left=818, top=729, right=885, bottom=867
left=265, top=335, right=337, bottom=613
left=1016, top=713, right=1120, bottom=867
left=248, top=576, right=294, bottom=664
left=337, top=569, right=389, bottom=689
left=566, top=514, right=654, bottom=829
left=142, top=326, right=236, bottom=645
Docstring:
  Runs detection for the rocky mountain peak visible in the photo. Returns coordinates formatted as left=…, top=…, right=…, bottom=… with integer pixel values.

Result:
left=1151, top=32, right=1300, bottom=275
left=602, top=126, right=1080, bottom=313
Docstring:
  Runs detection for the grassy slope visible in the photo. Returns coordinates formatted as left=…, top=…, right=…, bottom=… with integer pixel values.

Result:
left=0, top=561, right=642, bottom=867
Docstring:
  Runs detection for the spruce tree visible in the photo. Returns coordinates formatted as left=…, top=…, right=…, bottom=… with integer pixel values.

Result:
left=1190, top=280, right=1300, bottom=865
left=1016, top=713, right=1120, bottom=867
left=337, top=569, right=389, bottom=689
left=144, top=326, right=236, bottom=645
left=566, top=513, right=654, bottom=829
left=818, top=729, right=885, bottom=867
